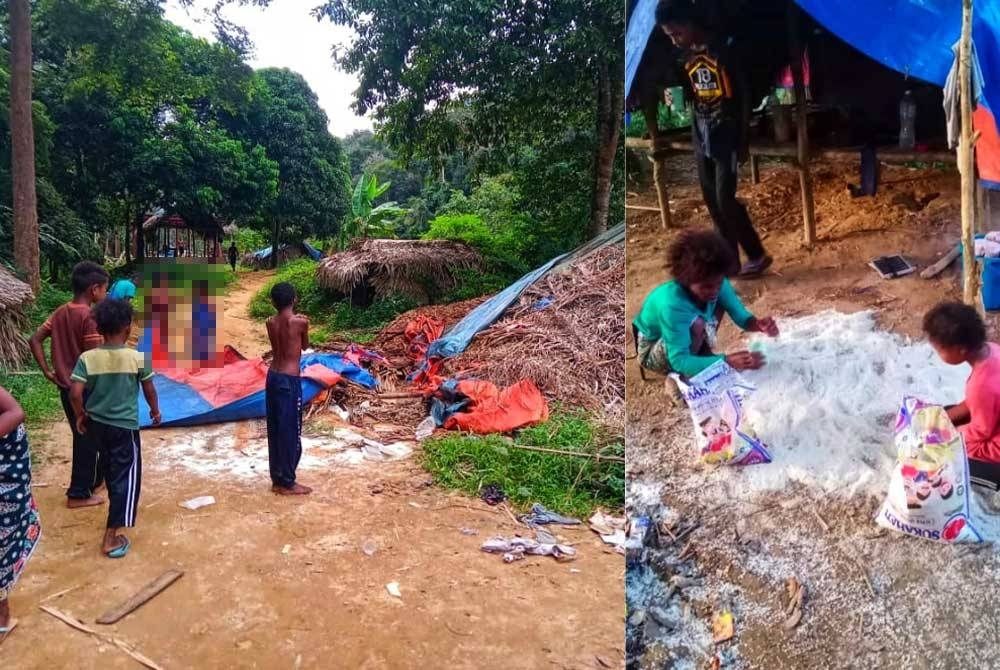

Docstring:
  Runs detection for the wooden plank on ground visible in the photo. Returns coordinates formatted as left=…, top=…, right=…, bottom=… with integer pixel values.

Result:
left=96, top=569, right=184, bottom=625
left=920, top=247, right=961, bottom=279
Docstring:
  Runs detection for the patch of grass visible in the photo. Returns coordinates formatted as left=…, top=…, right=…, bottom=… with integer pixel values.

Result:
left=422, top=409, right=624, bottom=517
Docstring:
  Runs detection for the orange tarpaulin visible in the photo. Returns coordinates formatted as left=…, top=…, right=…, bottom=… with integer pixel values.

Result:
left=975, top=106, right=1000, bottom=189
left=405, top=317, right=445, bottom=363
left=160, top=357, right=269, bottom=407
left=443, top=379, right=549, bottom=434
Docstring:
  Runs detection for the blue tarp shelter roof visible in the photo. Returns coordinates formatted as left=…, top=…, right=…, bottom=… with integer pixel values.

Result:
left=251, top=242, right=323, bottom=262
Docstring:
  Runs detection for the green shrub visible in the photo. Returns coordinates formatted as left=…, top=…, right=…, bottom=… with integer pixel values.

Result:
left=422, top=409, right=624, bottom=517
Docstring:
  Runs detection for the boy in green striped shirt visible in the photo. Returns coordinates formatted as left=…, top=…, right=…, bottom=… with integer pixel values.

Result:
left=70, top=299, right=161, bottom=558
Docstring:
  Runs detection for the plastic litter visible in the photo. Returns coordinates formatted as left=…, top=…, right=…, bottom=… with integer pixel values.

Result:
left=673, top=360, right=772, bottom=466
left=479, top=484, right=507, bottom=506
left=519, top=503, right=582, bottom=526
left=386, top=582, right=402, bottom=598
left=876, top=397, right=983, bottom=543
left=362, top=540, right=377, bottom=556
left=179, top=496, right=215, bottom=510
left=415, top=416, right=436, bottom=441
left=480, top=535, right=577, bottom=562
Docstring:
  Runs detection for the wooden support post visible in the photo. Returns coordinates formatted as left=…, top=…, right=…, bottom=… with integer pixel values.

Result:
left=787, top=3, right=816, bottom=246
left=750, top=155, right=760, bottom=184
left=976, top=182, right=987, bottom=234
left=959, top=0, right=979, bottom=307
left=650, top=154, right=673, bottom=229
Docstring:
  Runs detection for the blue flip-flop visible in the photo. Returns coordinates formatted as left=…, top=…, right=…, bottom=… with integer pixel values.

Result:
left=105, top=536, right=130, bottom=559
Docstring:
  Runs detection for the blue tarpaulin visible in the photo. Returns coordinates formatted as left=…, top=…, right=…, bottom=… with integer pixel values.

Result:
left=425, top=254, right=568, bottom=360
left=251, top=242, right=323, bottom=262
left=425, top=223, right=626, bottom=360
left=137, top=351, right=376, bottom=428
left=625, top=0, right=660, bottom=101
left=795, top=1, right=1000, bottom=115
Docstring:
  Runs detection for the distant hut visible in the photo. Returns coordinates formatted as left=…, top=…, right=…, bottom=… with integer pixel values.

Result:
left=139, top=211, right=224, bottom=261
left=0, top=265, right=34, bottom=367
left=318, top=239, right=484, bottom=307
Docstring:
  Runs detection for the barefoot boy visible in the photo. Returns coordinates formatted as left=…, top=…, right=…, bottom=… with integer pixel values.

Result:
left=29, top=261, right=108, bottom=508
left=924, top=302, right=1000, bottom=490
left=70, top=299, right=160, bottom=558
left=265, top=282, right=311, bottom=495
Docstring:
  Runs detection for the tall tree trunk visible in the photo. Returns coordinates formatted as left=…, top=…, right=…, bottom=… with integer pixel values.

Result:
left=270, top=218, right=280, bottom=269
left=589, top=54, right=624, bottom=239
left=10, top=0, right=40, bottom=293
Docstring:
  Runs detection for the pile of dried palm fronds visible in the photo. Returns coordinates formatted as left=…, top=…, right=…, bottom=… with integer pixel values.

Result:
left=450, top=245, right=625, bottom=428
left=0, top=265, right=33, bottom=368
left=317, top=239, right=483, bottom=303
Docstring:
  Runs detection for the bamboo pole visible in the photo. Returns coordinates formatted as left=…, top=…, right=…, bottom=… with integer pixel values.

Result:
left=649, top=151, right=673, bottom=229
left=750, top=155, right=760, bottom=184
left=960, top=0, right=978, bottom=306
left=787, top=3, right=816, bottom=246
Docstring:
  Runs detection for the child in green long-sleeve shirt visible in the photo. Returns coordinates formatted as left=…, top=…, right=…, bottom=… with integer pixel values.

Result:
left=633, top=230, right=778, bottom=382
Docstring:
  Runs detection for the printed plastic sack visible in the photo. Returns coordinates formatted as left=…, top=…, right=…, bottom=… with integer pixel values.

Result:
left=672, top=360, right=772, bottom=466
left=876, top=397, right=982, bottom=543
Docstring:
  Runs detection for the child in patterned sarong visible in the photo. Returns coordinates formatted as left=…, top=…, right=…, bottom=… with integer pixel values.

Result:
left=0, top=386, right=41, bottom=644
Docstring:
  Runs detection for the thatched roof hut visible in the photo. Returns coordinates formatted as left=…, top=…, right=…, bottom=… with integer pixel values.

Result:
left=0, top=265, right=33, bottom=368
left=318, top=239, right=484, bottom=306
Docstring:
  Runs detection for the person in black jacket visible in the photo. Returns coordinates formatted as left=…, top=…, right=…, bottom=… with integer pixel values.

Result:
left=656, top=1, right=772, bottom=278
left=228, top=242, right=238, bottom=272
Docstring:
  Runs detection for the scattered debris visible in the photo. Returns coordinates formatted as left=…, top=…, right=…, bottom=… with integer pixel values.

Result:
left=415, top=416, right=436, bottom=440
left=39, top=605, right=165, bottom=670
left=782, top=577, right=806, bottom=630
left=178, top=496, right=215, bottom=511
left=519, top=503, right=582, bottom=526
left=480, top=484, right=507, bottom=506
left=362, top=540, right=378, bottom=556
left=281, top=544, right=291, bottom=555
left=459, top=528, right=479, bottom=536
left=97, top=569, right=184, bottom=625
left=711, top=610, right=735, bottom=644
left=589, top=511, right=627, bottom=553
left=386, top=582, right=402, bottom=598
left=480, top=535, right=577, bottom=562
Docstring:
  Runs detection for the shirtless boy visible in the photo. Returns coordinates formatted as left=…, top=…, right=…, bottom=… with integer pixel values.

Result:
left=265, top=282, right=311, bottom=495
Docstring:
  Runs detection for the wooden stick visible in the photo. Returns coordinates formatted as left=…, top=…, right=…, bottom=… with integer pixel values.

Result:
left=42, top=583, right=85, bottom=602
left=96, top=569, right=184, bottom=624
left=920, top=246, right=961, bottom=278
left=960, top=0, right=978, bottom=306
left=504, top=443, right=625, bottom=463
left=788, top=2, right=816, bottom=246
left=651, top=156, right=673, bottom=229
left=625, top=204, right=663, bottom=212
left=39, top=605, right=166, bottom=670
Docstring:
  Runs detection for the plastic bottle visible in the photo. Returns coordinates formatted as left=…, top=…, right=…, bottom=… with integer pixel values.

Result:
left=899, top=90, right=917, bottom=150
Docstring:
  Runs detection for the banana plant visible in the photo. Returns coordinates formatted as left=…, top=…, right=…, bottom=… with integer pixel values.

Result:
left=339, top=173, right=407, bottom=249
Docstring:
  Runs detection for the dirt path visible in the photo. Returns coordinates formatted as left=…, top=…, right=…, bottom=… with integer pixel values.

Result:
left=221, top=269, right=275, bottom=357
left=10, top=274, right=624, bottom=669
left=625, top=157, right=1000, bottom=669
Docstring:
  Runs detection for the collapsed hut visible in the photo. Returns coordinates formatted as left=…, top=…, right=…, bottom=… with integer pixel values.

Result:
left=0, top=265, right=34, bottom=367
left=317, top=238, right=484, bottom=308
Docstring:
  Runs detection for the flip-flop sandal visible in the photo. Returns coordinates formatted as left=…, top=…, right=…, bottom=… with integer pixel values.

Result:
left=105, top=536, right=130, bottom=559
left=0, top=619, right=18, bottom=645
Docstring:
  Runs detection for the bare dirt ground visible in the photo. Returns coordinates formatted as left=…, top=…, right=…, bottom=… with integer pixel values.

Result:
left=626, top=156, right=1000, bottom=670
left=8, top=269, right=624, bottom=669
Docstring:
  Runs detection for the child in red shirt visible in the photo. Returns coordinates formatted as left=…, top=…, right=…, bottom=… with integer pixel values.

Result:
left=924, top=302, right=1000, bottom=489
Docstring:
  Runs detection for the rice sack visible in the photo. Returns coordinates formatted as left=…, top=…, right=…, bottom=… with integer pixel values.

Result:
left=673, top=360, right=772, bottom=466
left=876, top=397, right=982, bottom=543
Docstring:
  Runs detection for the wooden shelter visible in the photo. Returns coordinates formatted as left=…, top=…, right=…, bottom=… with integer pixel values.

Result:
left=0, top=264, right=33, bottom=367
left=317, top=239, right=484, bottom=307
left=138, top=212, right=225, bottom=261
